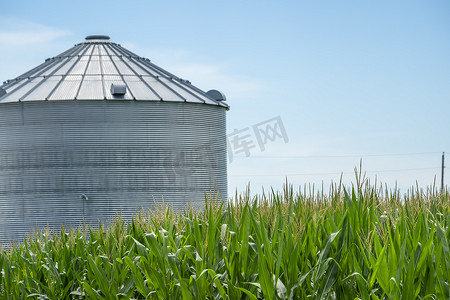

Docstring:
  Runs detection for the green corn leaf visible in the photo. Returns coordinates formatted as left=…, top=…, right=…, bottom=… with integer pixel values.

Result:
left=124, top=256, right=149, bottom=297
left=401, top=256, right=415, bottom=299
left=82, top=282, right=103, bottom=300
left=369, top=238, right=388, bottom=292
left=236, top=287, right=258, bottom=300
left=317, top=257, right=340, bottom=300
left=250, top=210, right=275, bottom=300
left=87, top=255, right=110, bottom=297
left=344, top=272, right=369, bottom=300
left=208, top=269, right=227, bottom=299
left=179, top=277, right=193, bottom=300
left=239, top=204, right=251, bottom=277
left=416, top=229, right=434, bottom=275
left=207, top=205, right=217, bottom=266
left=119, top=277, right=135, bottom=296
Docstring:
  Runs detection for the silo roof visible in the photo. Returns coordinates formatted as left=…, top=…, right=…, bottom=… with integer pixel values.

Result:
left=0, top=36, right=228, bottom=108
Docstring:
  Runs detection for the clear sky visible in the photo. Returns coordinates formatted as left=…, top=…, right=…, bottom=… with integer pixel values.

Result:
left=1, top=1, right=449, bottom=195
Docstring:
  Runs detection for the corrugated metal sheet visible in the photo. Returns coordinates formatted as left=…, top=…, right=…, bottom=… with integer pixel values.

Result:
left=0, top=36, right=228, bottom=244
left=0, top=101, right=227, bottom=243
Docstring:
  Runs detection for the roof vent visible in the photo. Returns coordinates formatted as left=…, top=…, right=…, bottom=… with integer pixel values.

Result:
left=85, top=35, right=110, bottom=40
left=206, top=89, right=226, bottom=102
left=111, top=83, right=126, bottom=96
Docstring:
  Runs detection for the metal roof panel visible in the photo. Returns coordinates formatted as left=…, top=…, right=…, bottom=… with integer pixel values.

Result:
left=48, top=75, right=82, bottom=100
left=77, top=75, right=104, bottom=100
left=85, top=56, right=101, bottom=75
left=121, top=76, right=159, bottom=100
left=21, top=76, right=61, bottom=101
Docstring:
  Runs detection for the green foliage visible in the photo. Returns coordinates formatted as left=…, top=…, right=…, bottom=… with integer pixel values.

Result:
left=0, top=179, right=449, bottom=299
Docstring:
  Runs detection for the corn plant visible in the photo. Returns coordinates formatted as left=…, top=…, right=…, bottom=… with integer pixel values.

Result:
left=0, top=179, right=449, bottom=299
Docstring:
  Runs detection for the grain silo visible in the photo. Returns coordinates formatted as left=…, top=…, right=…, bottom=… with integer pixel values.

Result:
left=0, top=35, right=228, bottom=243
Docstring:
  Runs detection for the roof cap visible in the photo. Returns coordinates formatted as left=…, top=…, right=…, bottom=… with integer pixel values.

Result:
left=85, top=35, right=110, bottom=40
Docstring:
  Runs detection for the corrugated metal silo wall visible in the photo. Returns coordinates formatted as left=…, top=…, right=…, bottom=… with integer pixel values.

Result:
left=0, top=101, right=227, bottom=243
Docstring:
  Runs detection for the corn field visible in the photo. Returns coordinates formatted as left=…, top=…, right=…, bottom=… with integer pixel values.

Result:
left=0, top=177, right=449, bottom=299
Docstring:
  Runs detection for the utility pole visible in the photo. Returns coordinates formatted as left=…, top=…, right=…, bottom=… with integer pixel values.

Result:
left=442, top=152, right=445, bottom=192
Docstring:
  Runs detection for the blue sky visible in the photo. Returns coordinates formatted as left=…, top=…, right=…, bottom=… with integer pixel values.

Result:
left=1, top=1, right=449, bottom=195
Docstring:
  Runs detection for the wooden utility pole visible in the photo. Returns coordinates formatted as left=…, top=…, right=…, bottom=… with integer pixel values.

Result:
left=442, top=152, right=445, bottom=192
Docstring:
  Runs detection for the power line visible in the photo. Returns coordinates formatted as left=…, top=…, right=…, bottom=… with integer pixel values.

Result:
left=229, top=166, right=440, bottom=177
left=230, top=151, right=442, bottom=159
